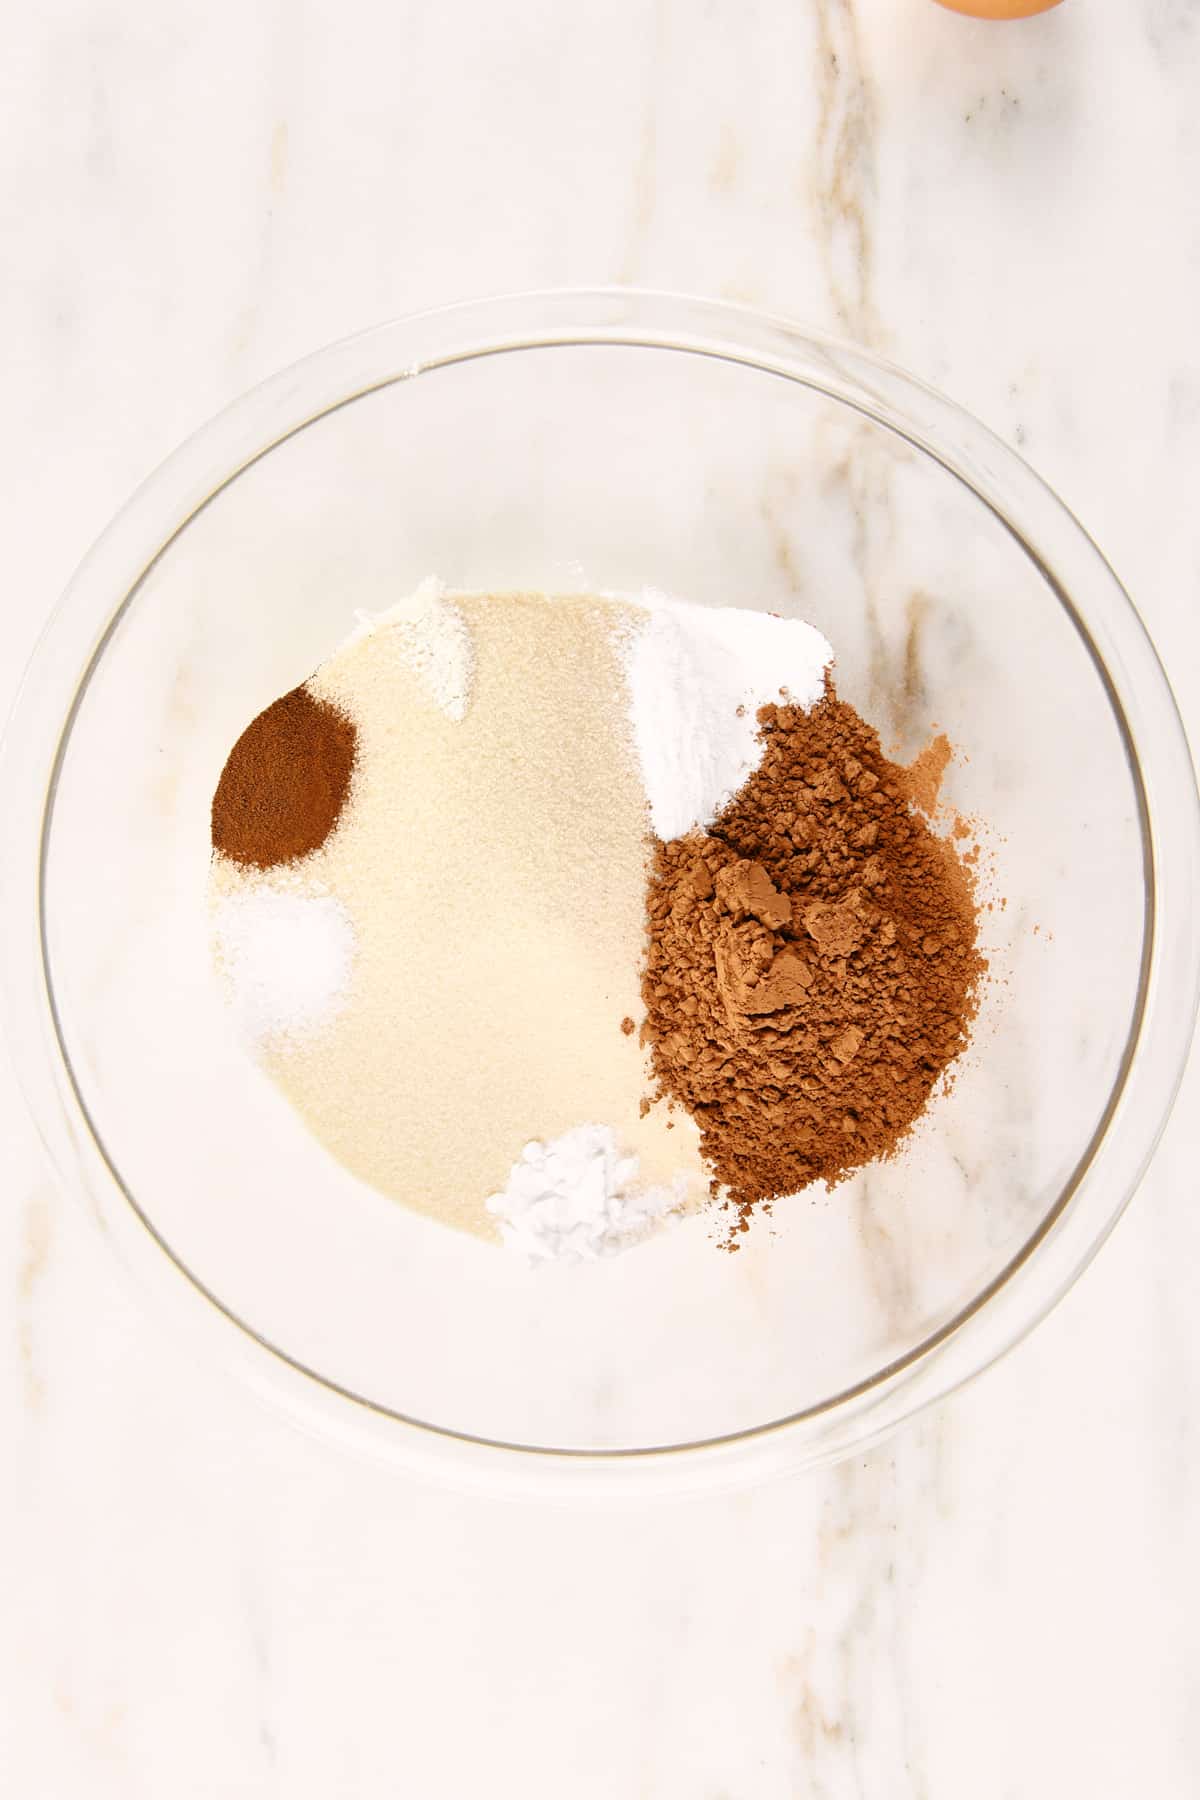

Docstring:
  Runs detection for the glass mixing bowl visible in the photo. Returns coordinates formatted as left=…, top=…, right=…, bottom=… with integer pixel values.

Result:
left=2, top=291, right=1197, bottom=1495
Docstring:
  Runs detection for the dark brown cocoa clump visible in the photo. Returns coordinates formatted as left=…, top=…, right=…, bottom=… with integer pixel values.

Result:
left=211, top=685, right=357, bottom=869
left=641, top=691, right=985, bottom=1237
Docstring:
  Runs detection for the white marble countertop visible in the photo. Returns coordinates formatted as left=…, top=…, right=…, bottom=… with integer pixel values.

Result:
left=4, top=2, right=1200, bottom=1793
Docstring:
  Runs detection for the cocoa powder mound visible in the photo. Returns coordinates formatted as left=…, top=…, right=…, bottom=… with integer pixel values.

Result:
left=641, top=692, right=984, bottom=1236
left=211, top=685, right=357, bottom=869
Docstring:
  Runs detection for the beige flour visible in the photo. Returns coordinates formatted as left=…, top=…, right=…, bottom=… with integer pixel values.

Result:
left=212, top=593, right=706, bottom=1239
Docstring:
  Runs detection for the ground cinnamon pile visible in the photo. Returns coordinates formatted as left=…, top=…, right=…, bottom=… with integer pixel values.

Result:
left=641, top=691, right=984, bottom=1236
left=211, top=685, right=357, bottom=869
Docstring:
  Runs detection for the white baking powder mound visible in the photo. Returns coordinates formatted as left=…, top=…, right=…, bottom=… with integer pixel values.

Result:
left=486, top=1124, right=690, bottom=1265
left=624, top=595, right=833, bottom=839
left=213, top=890, right=355, bottom=1047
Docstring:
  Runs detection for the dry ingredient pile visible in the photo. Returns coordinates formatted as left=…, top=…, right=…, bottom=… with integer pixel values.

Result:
left=208, top=580, right=983, bottom=1262
left=641, top=695, right=984, bottom=1238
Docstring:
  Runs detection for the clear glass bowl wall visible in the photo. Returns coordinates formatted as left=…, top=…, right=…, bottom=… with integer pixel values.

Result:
left=3, top=294, right=1196, bottom=1494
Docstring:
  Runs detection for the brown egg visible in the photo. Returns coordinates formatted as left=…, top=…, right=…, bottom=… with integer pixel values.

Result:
left=934, top=0, right=1063, bottom=15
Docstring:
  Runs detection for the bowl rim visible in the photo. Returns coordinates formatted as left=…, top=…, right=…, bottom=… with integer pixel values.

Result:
left=3, top=286, right=1198, bottom=1496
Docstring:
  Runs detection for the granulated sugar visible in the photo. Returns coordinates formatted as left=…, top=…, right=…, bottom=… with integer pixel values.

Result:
left=253, top=592, right=707, bottom=1240
left=211, top=887, right=355, bottom=1046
